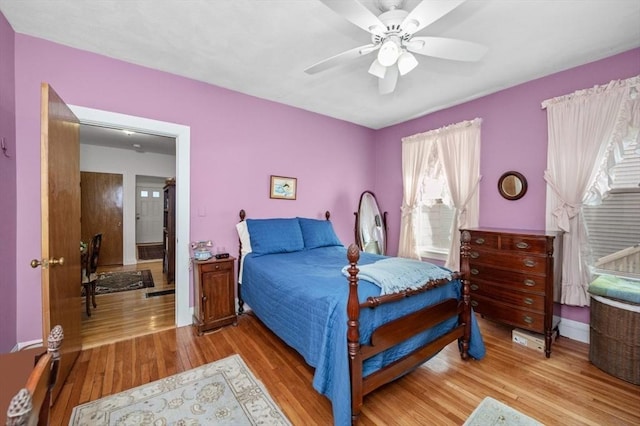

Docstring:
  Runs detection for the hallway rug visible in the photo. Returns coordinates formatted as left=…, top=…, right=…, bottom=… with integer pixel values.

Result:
left=69, top=354, right=291, bottom=425
left=84, top=270, right=155, bottom=296
left=137, top=243, right=164, bottom=260
left=464, top=397, right=543, bottom=425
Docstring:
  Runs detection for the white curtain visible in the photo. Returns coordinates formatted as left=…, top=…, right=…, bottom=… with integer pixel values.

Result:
left=399, top=118, right=482, bottom=268
left=542, top=75, right=640, bottom=306
left=437, top=119, right=482, bottom=271
left=398, top=136, right=433, bottom=259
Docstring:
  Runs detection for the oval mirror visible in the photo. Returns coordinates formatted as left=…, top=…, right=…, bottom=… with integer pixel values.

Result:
left=354, top=191, right=387, bottom=255
left=498, top=171, right=528, bottom=200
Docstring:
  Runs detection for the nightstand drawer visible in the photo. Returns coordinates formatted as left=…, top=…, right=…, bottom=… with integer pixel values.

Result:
left=200, top=260, right=233, bottom=273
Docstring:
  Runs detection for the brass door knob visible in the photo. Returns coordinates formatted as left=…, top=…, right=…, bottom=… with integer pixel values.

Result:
left=30, top=257, right=65, bottom=268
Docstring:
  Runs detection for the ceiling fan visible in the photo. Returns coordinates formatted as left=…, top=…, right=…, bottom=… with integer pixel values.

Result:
left=305, top=0, right=487, bottom=94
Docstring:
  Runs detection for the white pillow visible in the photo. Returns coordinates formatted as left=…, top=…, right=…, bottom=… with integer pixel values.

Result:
left=236, top=221, right=252, bottom=256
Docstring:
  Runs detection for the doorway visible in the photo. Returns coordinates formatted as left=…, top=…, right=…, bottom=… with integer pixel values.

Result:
left=71, top=105, right=192, bottom=333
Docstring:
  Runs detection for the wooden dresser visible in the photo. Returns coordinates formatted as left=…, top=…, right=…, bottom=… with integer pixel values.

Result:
left=460, top=227, right=562, bottom=357
left=192, top=257, right=237, bottom=335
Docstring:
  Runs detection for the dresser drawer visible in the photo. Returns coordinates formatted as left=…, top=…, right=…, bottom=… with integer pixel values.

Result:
left=469, top=264, right=547, bottom=294
left=469, top=250, right=547, bottom=275
left=500, top=235, right=550, bottom=254
left=467, top=232, right=499, bottom=250
left=469, top=281, right=545, bottom=311
left=199, top=260, right=233, bottom=273
left=471, top=295, right=545, bottom=333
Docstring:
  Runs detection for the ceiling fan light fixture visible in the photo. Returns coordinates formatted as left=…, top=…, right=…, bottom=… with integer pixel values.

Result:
left=397, top=51, right=418, bottom=75
left=405, top=39, right=425, bottom=51
left=377, top=39, right=400, bottom=67
left=368, top=59, right=387, bottom=79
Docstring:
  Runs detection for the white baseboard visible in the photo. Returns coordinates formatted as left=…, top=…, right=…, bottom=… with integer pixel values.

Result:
left=559, top=318, right=590, bottom=344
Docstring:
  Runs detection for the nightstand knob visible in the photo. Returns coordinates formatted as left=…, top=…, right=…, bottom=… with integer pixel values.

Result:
left=470, top=251, right=479, bottom=259
left=523, top=279, right=536, bottom=287
left=470, top=300, right=479, bottom=308
left=516, top=242, right=530, bottom=249
left=523, top=259, right=536, bottom=268
left=202, top=296, right=207, bottom=302
left=523, top=315, right=534, bottom=324
left=470, top=284, right=479, bottom=291
left=523, top=297, right=534, bottom=305
left=475, top=238, right=485, bottom=245
left=471, top=268, right=479, bottom=275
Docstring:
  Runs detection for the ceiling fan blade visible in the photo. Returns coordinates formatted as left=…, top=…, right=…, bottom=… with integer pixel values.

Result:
left=319, top=0, right=386, bottom=35
left=401, top=0, right=466, bottom=35
left=407, top=37, right=488, bottom=62
left=378, top=65, right=399, bottom=95
left=304, top=44, right=379, bottom=74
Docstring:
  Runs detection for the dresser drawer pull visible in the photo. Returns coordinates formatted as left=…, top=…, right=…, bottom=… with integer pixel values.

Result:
left=523, top=279, right=536, bottom=287
left=471, top=268, right=479, bottom=275
left=523, top=259, right=536, bottom=268
left=516, top=242, right=530, bottom=250
left=470, top=251, right=480, bottom=259
left=523, top=297, right=534, bottom=305
left=523, top=315, right=534, bottom=324
left=475, top=238, right=485, bottom=245
left=470, top=300, right=479, bottom=308
left=470, top=284, right=479, bottom=291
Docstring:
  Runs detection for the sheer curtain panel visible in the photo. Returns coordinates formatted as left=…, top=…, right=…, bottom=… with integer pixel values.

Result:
left=542, top=75, right=640, bottom=306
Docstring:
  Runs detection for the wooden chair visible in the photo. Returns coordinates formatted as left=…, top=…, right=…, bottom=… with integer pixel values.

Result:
left=81, top=233, right=102, bottom=317
left=5, top=325, right=63, bottom=426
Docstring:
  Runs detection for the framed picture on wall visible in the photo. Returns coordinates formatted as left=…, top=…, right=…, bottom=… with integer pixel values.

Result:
left=270, top=175, right=297, bottom=200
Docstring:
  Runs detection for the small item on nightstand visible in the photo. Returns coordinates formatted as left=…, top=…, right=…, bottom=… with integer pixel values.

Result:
left=191, top=240, right=213, bottom=260
left=215, top=253, right=229, bottom=259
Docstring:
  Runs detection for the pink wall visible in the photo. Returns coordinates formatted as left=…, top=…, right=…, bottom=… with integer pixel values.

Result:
left=13, top=34, right=375, bottom=343
left=373, top=48, right=640, bottom=324
left=0, top=11, right=17, bottom=351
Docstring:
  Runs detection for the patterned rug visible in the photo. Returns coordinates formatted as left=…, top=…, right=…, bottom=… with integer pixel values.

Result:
left=69, top=354, right=291, bottom=425
left=464, top=397, right=544, bottom=425
left=84, top=270, right=155, bottom=296
left=137, top=243, right=164, bottom=260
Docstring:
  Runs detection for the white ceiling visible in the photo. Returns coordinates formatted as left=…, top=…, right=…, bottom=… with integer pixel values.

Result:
left=2, top=0, right=639, bottom=133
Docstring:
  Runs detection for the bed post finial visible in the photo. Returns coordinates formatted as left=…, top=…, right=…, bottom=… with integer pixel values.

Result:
left=239, top=209, right=246, bottom=221
left=325, top=211, right=330, bottom=220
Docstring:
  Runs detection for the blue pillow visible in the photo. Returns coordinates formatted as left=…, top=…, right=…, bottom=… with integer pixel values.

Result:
left=246, top=218, right=304, bottom=255
left=298, top=217, right=343, bottom=249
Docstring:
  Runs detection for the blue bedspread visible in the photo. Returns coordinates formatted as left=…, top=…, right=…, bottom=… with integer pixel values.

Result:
left=241, top=246, right=485, bottom=426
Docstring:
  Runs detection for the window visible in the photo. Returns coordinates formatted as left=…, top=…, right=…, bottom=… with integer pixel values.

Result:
left=152, top=191, right=160, bottom=198
left=140, top=190, right=149, bottom=198
left=583, top=126, right=640, bottom=278
left=416, top=176, right=455, bottom=260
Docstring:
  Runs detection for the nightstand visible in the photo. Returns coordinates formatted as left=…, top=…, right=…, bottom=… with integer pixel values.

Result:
left=192, top=257, right=237, bottom=335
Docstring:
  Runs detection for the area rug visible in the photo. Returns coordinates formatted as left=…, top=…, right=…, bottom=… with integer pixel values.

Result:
left=82, top=270, right=155, bottom=296
left=464, top=397, right=544, bottom=426
left=137, top=243, right=164, bottom=260
left=69, top=354, right=291, bottom=425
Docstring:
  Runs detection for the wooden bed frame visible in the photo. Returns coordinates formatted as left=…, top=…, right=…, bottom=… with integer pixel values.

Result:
left=237, top=210, right=473, bottom=424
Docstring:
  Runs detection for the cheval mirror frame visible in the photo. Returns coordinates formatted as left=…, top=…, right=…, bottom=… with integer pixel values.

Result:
left=354, top=190, right=388, bottom=255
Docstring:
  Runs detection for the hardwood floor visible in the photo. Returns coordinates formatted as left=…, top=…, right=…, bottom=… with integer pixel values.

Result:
left=54, top=313, right=639, bottom=425
left=81, top=260, right=175, bottom=349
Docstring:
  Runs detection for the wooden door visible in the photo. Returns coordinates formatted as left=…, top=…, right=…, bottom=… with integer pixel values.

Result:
left=39, top=83, right=82, bottom=399
left=80, top=171, right=123, bottom=265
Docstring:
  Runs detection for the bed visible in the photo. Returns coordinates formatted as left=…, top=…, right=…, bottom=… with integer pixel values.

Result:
left=236, top=210, right=485, bottom=425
